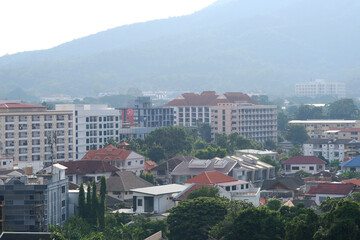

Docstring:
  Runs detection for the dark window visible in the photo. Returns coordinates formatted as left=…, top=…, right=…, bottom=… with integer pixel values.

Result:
left=62, top=186, right=66, bottom=193
left=138, top=199, right=143, bottom=206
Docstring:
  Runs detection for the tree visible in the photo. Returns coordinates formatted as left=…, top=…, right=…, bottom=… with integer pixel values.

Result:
left=186, top=186, right=220, bottom=199
left=214, top=207, right=285, bottom=240
left=167, top=197, right=228, bottom=240
left=289, top=146, right=303, bottom=157
left=99, top=176, right=107, bottom=229
left=294, top=104, right=324, bottom=120
left=340, top=171, right=360, bottom=179
left=328, top=99, right=360, bottom=119
left=147, top=144, right=166, bottom=163
left=295, top=170, right=311, bottom=178
left=104, top=138, right=118, bottom=148
left=140, top=172, right=155, bottom=184
left=78, top=183, right=86, bottom=219
left=348, top=192, right=360, bottom=203
left=266, top=199, right=282, bottom=211
left=86, top=182, right=92, bottom=221
left=277, top=111, right=289, bottom=133
left=194, top=146, right=227, bottom=159
left=198, top=123, right=212, bottom=143
left=284, top=208, right=319, bottom=240
left=285, top=124, right=309, bottom=146
left=91, top=181, right=99, bottom=226
left=260, top=156, right=280, bottom=173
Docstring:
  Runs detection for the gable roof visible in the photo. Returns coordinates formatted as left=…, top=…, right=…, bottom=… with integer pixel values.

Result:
left=282, top=156, right=326, bottom=165
left=261, top=177, right=305, bottom=191
left=59, top=160, right=118, bottom=175
left=343, top=178, right=360, bottom=186
left=81, top=144, right=141, bottom=161
left=145, top=160, right=158, bottom=172
left=307, top=183, right=354, bottom=195
left=105, top=171, right=153, bottom=192
left=151, top=156, right=196, bottom=172
left=184, top=171, right=237, bottom=184
left=174, top=183, right=211, bottom=201
left=340, top=156, right=360, bottom=167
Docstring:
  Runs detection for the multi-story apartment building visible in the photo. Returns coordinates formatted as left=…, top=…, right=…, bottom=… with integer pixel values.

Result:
left=164, top=91, right=221, bottom=127
left=323, top=128, right=360, bottom=140
left=0, top=101, right=74, bottom=172
left=0, top=164, right=68, bottom=232
left=295, top=79, right=345, bottom=98
left=118, top=97, right=174, bottom=128
left=55, top=104, right=121, bottom=160
left=211, top=103, right=277, bottom=142
left=288, top=120, right=360, bottom=139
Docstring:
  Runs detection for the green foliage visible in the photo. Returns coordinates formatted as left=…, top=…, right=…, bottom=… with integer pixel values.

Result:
left=194, top=146, right=227, bottom=159
left=214, top=133, right=262, bottom=155
left=294, top=104, right=325, bottom=120
left=340, top=171, right=360, bottom=179
left=328, top=159, right=340, bottom=170
left=328, top=99, right=360, bottom=120
left=186, top=186, right=220, bottom=199
left=91, top=181, right=99, bottom=226
left=146, top=144, right=166, bottom=163
left=86, top=182, right=92, bottom=221
left=288, top=146, right=303, bottom=157
left=193, top=139, right=209, bottom=150
left=266, top=199, right=282, bottom=211
left=78, top=183, right=86, bottom=219
left=99, top=176, right=107, bottom=229
left=197, top=123, right=212, bottom=143
left=140, top=171, right=155, bottom=184
left=295, top=170, right=311, bottom=178
left=259, top=156, right=280, bottom=173
left=277, top=111, right=289, bottom=133
left=167, top=197, right=228, bottom=240
left=215, top=207, right=285, bottom=240
left=284, top=208, right=319, bottom=240
left=348, top=192, right=360, bottom=203
left=103, top=138, right=118, bottom=148
left=319, top=197, right=340, bottom=213
left=285, top=124, right=309, bottom=146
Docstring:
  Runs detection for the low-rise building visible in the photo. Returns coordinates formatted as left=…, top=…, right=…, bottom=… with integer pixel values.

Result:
left=235, top=149, right=277, bottom=161
left=59, top=160, right=118, bottom=185
left=260, top=176, right=305, bottom=200
left=303, top=138, right=347, bottom=162
left=281, top=156, right=326, bottom=175
left=340, top=156, right=360, bottom=172
left=306, top=183, right=354, bottom=205
left=131, top=184, right=188, bottom=214
left=81, top=145, right=145, bottom=175
left=0, top=164, right=68, bottom=232
left=103, top=171, right=153, bottom=201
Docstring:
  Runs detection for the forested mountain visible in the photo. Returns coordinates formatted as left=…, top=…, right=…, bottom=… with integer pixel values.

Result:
left=0, top=0, right=359, bottom=97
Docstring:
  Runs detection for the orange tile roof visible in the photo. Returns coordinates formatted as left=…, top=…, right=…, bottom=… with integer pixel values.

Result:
left=145, top=160, right=158, bottom=171
left=343, top=178, right=360, bottom=186
left=184, top=171, right=237, bottom=184
left=81, top=144, right=133, bottom=161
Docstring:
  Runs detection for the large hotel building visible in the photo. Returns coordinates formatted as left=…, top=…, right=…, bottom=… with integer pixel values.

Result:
left=0, top=101, right=74, bottom=172
left=165, top=91, right=277, bottom=142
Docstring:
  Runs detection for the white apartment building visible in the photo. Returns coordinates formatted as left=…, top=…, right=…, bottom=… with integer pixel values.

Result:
left=303, top=138, right=347, bottom=162
left=0, top=102, right=74, bottom=172
left=295, top=79, right=345, bottom=98
left=211, top=103, right=277, bottom=142
left=55, top=104, right=121, bottom=160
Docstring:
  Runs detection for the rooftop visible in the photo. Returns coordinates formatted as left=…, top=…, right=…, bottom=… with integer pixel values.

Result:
left=82, top=144, right=141, bottom=161
left=131, top=184, right=188, bottom=196
left=289, top=120, right=357, bottom=124
left=340, top=156, right=360, bottom=167
left=59, top=160, right=118, bottom=175
left=0, top=103, right=46, bottom=109
left=184, top=171, right=237, bottom=184
left=307, top=183, right=354, bottom=195
left=103, top=171, right=153, bottom=192
left=282, top=156, right=327, bottom=165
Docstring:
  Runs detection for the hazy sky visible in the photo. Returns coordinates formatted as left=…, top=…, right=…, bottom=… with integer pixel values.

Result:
left=0, top=0, right=216, bottom=57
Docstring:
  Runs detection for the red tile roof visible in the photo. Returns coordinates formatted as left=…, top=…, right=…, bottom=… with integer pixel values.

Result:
left=282, top=156, right=327, bottom=165
left=81, top=145, right=134, bottom=161
left=343, top=178, right=360, bottom=186
left=145, top=160, right=158, bottom=172
left=184, top=171, right=237, bottom=184
left=59, top=160, right=118, bottom=175
left=0, top=103, right=46, bottom=109
left=307, top=183, right=354, bottom=195
left=118, top=142, right=130, bottom=146
left=164, top=91, right=258, bottom=107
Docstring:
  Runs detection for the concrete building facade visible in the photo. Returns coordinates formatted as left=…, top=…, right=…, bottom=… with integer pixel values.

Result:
left=0, top=102, right=74, bottom=172
left=295, top=79, right=345, bottom=98
left=55, top=104, right=121, bottom=160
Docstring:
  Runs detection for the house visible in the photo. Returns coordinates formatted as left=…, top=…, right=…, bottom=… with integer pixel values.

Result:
left=340, top=156, right=360, bottom=172
left=261, top=176, right=305, bottom=200
left=282, top=156, right=326, bottom=175
left=81, top=144, right=145, bottom=174
left=104, top=171, right=153, bottom=201
left=306, top=183, right=354, bottom=205
left=170, top=158, right=237, bottom=184
left=181, top=171, right=261, bottom=206
left=230, top=155, right=275, bottom=186
left=150, top=156, right=197, bottom=184
left=131, top=184, right=188, bottom=214
left=59, top=160, right=118, bottom=185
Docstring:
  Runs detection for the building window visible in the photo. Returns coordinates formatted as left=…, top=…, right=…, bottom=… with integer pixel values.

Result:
left=309, top=166, right=314, bottom=171
left=68, top=176, right=73, bottom=181
left=292, top=166, right=300, bottom=171
left=128, top=162, right=131, bottom=166
left=138, top=199, right=143, bottom=206
left=62, top=186, right=66, bottom=193
left=226, top=186, right=230, bottom=191
left=232, top=186, right=236, bottom=191
left=62, top=200, right=66, bottom=207
left=140, top=160, right=144, bottom=165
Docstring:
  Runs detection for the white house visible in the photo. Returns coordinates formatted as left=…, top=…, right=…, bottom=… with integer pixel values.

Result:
left=282, top=156, right=326, bottom=175
left=303, top=138, right=349, bottom=162
left=131, top=184, right=188, bottom=214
